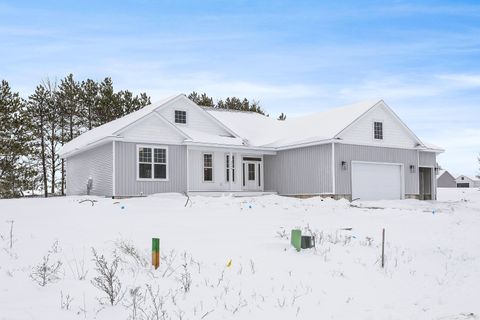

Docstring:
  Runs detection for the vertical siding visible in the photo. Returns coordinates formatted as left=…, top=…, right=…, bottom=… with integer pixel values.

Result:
left=66, top=142, right=112, bottom=196
left=335, top=144, right=418, bottom=196
left=264, top=144, right=332, bottom=195
left=419, top=151, right=436, bottom=167
left=115, top=142, right=187, bottom=196
left=437, top=172, right=456, bottom=187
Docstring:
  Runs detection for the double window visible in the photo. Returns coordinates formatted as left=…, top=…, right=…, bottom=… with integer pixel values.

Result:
left=203, top=154, right=213, bottom=181
left=374, top=121, right=383, bottom=140
left=175, top=110, right=187, bottom=124
left=137, top=146, right=168, bottom=180
left=226, top=154, right=235, bottom=182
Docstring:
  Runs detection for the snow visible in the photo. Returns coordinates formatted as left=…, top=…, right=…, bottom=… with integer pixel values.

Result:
left=1, top=188, right=479, bottom=319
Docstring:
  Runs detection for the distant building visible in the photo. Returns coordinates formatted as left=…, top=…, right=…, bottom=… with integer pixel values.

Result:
left=436, top=170, right=457, bottom=188
left=455, top=175, right=480, bottom=188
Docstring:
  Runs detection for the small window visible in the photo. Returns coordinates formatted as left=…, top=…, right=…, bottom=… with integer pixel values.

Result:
left=138, top=146, right=167, bottom=180
left=248, top=163, right=255, bottom=180
left=175, top=110, right=187, bottom=124
left=226, top=155, right=235, bottom=182
left=374, top=121, right=383, bottom=140
left=203, top=154, right=213, bottom=181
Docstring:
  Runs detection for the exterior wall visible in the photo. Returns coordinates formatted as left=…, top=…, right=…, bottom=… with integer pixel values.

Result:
left=334, top=143, right=419, bottom=197
left=120, top=114, right=185, bottom=144
left=419, top=151, right=436, bottom=167
left=158, top=98, right=232, bottom=136
left=188, top=149, right=245, bottom=192
left=264, top=144, right=332, bottom=195
left=66, top=142, right=112, bottom=196
left=437, top=171, right=456, bottom=188
left=114, top=142, right=187, bottom=196
left=338, top=104, right=418, bottom=149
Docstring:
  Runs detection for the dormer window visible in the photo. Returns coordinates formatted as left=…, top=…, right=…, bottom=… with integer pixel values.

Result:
left=374, top=121, right=383, bottom=140
left=175, top=110, right=187, bottom=124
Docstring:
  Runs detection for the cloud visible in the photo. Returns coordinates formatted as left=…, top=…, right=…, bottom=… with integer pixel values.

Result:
left=437, top=74, right=480, bottom=88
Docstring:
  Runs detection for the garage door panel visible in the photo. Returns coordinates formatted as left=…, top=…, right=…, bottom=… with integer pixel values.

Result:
left=352, top=162, right=402, bottom=200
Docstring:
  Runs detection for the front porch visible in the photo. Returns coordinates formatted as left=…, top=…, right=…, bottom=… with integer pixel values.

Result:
left=186, top=145, right=275, bottom=193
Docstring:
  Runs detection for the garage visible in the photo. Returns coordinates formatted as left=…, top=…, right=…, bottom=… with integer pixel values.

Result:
left=351, top=162, right=403, bottom=201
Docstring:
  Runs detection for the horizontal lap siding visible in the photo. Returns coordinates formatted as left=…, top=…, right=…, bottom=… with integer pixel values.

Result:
left=264, top=144, right=332, bottom=195
left=115, top=142, right=187, bottom=196
left=419, top=151, right=436, bottom=167
left=66, top=142, right=112, bottom=196
left=335, top=144, right=418, bottom=195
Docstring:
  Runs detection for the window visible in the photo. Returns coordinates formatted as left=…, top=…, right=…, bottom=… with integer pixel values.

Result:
left=226, top=154, right=235, bottom=182
left=203, top=154, right=213, bottom=181
left=248, top=163, right=255, bottom=180
left=175, top=110, right=187, bottom=124
left=374, top=121, right=383, bottom=140
left=138, top=146, right=167, bottom=180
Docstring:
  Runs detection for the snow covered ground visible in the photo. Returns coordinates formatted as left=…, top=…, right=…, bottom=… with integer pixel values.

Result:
left=0, top=188, right=479, bottom=319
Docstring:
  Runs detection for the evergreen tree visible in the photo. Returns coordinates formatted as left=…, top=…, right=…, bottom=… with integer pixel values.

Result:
left=96, top=78, right=122, bottom=125
left=277, top=112, right=287, bottom=120
left=188, top=91, right=214, bottom=107
left=28, top=84, right=50, bottom=197
left=0, top=80, right=35, bottom=197
left=187, top=92, right=265, bottom=114
left=80, top=79, right=99, bottom=131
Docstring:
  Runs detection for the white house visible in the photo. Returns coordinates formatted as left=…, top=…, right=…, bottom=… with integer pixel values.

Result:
left=455, top=175, right=480, bottom=188
left=59, top=94, right=443, bottom=201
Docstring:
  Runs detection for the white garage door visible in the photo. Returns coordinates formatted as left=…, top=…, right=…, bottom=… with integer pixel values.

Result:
left=351, top=162, right=403, bottom=201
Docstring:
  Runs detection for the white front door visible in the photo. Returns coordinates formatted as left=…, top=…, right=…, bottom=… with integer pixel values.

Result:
left=243, top=160, right=262, bottom=191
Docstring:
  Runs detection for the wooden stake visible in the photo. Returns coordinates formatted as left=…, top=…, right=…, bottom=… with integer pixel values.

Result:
left=381, top=228, right=385, bottom=268
left=152, top=238, right=160, bottom=269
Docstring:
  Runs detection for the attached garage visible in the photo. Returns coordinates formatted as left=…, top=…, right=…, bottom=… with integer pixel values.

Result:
left=351, top=161, right=404, bottom=201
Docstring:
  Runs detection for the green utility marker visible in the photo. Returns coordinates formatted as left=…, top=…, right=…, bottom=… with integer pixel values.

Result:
left=291, top=229, right=302, bottom=252
left=152, top=238, right=160, bottom=269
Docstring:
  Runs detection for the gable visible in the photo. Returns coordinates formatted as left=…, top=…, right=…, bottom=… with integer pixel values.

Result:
left=157, top=97, right=234, bottom=137
left=336, top=103, right=419, bottom=148
left=119, top=113, right=186, bottom=144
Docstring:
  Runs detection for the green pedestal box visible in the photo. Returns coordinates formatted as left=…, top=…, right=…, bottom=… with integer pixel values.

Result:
left=291, top=229, right=302, bottom=251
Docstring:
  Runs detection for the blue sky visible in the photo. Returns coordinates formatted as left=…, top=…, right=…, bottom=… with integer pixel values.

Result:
left=1, top=0, right=479, bottom=176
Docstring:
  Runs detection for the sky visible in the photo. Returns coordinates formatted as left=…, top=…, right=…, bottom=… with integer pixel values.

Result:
left=0, top=0, right=479, bottom=177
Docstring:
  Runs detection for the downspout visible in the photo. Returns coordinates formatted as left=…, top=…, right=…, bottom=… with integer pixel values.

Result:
left=112, top=140, right=116, bottom=198
left=331, top=142, right=336, bottom=196
left=186, top=146, right=190, bottom=193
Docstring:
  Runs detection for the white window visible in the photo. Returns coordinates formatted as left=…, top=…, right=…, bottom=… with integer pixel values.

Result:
left=226, top=154, right=235, bottom=182
left=137, top=145, right=168, bottom=180
left=203, top=153, right=213, bottom=182
left=175, top=110, right=187, bottom=124
left=374, top=121, right=383, bottom=140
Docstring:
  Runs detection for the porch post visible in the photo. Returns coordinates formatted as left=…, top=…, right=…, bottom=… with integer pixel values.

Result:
left=229, top=151, right=233, bottom=191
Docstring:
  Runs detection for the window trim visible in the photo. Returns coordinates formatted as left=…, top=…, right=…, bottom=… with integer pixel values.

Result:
left=136, top=144, right=169, bottom=181
left=373, top=120, right=384, bottom=141
left=202, top=152, right=214, bottom=182
left=174, top=109, right=187, bottom=124
left=225, top=154, right=235, bottom=182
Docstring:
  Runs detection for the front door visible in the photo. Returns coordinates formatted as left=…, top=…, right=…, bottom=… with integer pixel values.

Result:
left=419, top=167, right=432, bottom=200
left=242, top=160, right=262, bottom=191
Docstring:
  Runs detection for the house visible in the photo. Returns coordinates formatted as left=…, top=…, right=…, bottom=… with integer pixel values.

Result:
left=455, top=175, right=480, bottom=188
left=59, top=94, right=444, bottom=201
left=436, top=170, right=457, bottom=188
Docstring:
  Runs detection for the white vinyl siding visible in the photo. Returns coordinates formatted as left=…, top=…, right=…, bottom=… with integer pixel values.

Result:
left=158, top=98, right=232, bottom=136
left=65, top=142, right=113, bottom=196
left=338, top=104, right=418, bottom=148
left=120, top=113, right=185, bottom=144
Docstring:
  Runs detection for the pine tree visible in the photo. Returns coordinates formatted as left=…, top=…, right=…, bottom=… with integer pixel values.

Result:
left=277, top=113, right=287, bottom=120
left=96, top=78, right=122, bottom=125
left=28, top=85, right=50, bottom=197
left=80, top=79, right=99, bottom=131
left=0, top=80, right=35, bottom=197
left=188, top=92, right=266, bottom=115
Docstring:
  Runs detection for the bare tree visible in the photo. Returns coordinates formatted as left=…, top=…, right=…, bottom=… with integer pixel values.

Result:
left=91, top=248, right=123, bottom=306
